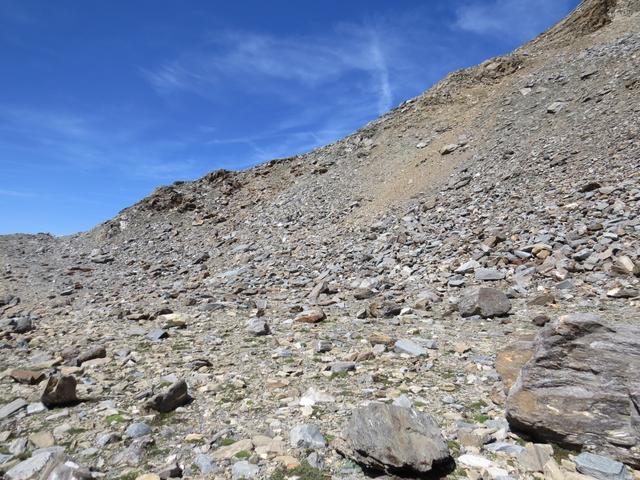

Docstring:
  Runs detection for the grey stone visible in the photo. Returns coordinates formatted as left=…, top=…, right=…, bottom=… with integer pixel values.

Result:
left=575, top=452, right=631, bottom=480
left=484, top=442, right=524, bottom=456
left=157, top=462, right=183, bottom=479
left=96, top=432, right=120, bottom=447
left=125, top=422, right=152, bottom=439
left=547, top=101, right=567, bottom=113
left=10, top=437, right=28, bottom=455
left=194, top=453, right=217, bottom=474
left=517, top=443, right=552, bottom=472
left=475, top=268, right=506, bottom=281
left=440, top=143, right=459, bottom=155
left=331, top=361, right=356, bottom=373
left=47, top=459, right=93, bottom=480
left=315, top=340, right=332, bottom=353
left=5, top=450, right=57, bottom=480
left=392, top=394, right=413, bottom=408
left=458, top=287, right=511, bottom=318
left=290, top=424, right=326, bottom=449
left=306, top=451, right=324, bottom=470
left=246, top=318, right=270, bottom=336
left=26, top=402, right=46, bottom=415
left=13, top=317, right=33, bottom=334
left=507, top=314, right=640, bottom=467
left=0, top=398, right=27, bottom=419
left=112, top=436, right=153, bottom=467
left=146, top=329, right=168, bottom=341
left=335, top=403, right=451, bottom=476
left=394, top=339, right=427, bottom=357
left=455, top=260, right=480, bottom=274
left=232, top=460, right=259, bottom=479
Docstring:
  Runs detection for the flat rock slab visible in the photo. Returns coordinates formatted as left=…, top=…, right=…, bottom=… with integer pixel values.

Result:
left=0, top=398, right=27, bottom=419
left=335, top=403, right=452, bottom=476
left=294, top=309, right=326, bottom=323
left=394, top=339, right=427, bottom=357
left=9, top=369, right=45, bottom=385
left=506, top=314, right=640, bottom=468
left=575, top=452, right=631, bottom=480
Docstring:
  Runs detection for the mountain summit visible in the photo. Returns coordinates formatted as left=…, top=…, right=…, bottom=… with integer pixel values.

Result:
left=1, top=1, right=639, bottom=478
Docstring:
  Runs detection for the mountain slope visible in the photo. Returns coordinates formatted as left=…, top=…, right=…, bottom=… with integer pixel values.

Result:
left=1, top=1, right=639, bottom=478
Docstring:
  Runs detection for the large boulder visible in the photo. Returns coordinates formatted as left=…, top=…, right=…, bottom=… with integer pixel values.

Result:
left=458, top=287, right=511, bottom=318
left=334, top=403, right=452, bottom=476
left=506, top=314, right=640, bottom=467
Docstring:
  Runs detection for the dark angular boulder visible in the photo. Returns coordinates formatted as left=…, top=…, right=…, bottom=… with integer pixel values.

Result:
left=144, top=379, right=191, bottom=413
left=41, top=374, right=78, bottom=408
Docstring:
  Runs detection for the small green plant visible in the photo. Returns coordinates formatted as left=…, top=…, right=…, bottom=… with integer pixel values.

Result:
left=16, top=451, right=32, bottom=461
left=473, top=413, right=490, bottom=424
left=219, top=437, right=236, bottom=446
left=469, top=399, right=488, bottom=410
left=447, top=440, right=461, bottom=457
left=105, top=413, right=126, bottom=424
left=149, top=411, right=176, bottom=426
left=270, top=460, right=326, bottom=480
left=117, top=471, right=141, bottom=480
left=234, top=450, right=251, bottom=459
left=552, top=443, right=575, bottom=463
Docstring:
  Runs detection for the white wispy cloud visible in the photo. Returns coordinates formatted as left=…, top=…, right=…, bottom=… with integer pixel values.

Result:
left=455, top=0, right=576, bottom=41
left=0, top=106, right=206, bottom=181
left=142, top=21, right=402, bottom=117
left=0, top=188, right=34, bottom=198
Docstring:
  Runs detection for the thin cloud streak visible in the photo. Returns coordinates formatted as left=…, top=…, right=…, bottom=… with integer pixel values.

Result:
left=0, top=189, right=34, bottom=198
left=454, top=0, right=575, bottom=41
left=0, top=106, right=210, bottom=181
left=142, top=22, right=401, bottom=115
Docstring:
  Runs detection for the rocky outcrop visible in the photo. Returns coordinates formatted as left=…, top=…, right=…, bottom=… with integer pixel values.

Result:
left=506, top=314, right=640, bottom=467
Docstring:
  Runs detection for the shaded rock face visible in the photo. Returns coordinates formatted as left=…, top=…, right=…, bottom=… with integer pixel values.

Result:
left=506, top=314, right=640, bottom=467
left=335, top=403, right=452, bottom=476
left=144, top=380, right=191, bottom=413
left=41, top=375, right=78, bottom=408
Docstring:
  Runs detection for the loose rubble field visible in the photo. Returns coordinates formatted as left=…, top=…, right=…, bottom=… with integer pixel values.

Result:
left=1, top=1, right=640, bottom=479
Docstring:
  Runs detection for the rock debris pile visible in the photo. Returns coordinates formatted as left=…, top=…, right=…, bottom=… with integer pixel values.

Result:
left=1, top=0, right=640, bottom=478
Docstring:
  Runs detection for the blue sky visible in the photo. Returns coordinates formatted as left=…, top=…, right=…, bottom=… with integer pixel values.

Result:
left=0, top=0, right=580, bottom=235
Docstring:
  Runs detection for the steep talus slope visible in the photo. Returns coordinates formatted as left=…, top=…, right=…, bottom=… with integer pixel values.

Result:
left=1, top=1, right=639, bottom=479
